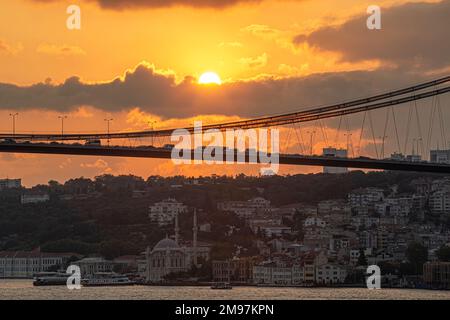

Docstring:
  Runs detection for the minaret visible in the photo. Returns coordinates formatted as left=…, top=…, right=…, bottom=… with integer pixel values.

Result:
left=145, top=246, right=151, bottom=283
left=175, top=213, right=180, bottom=245
left=193, top=209, right=198, bottom=267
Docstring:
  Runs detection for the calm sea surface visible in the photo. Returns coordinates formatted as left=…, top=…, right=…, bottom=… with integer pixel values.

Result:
left=0, top=279, right=449, bottom=300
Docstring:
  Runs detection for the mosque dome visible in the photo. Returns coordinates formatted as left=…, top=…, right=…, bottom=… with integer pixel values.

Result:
left=153, top=238, right=180, bottom=251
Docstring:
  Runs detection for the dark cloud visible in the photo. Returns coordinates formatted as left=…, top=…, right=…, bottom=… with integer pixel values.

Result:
left=33, top=0, right=264, bottom=9
left=97, top=0, right=263, bottom=9
left=294, top=1, right=450, bottom=70
left=0, top=63, right=438, bottom=119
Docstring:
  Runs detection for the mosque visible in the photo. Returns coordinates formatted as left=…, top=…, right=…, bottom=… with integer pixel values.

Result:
left=145, top=210, right=211, bottom=282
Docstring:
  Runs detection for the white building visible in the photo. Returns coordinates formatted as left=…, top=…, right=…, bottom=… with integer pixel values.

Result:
left=253, top=263, right=274, bottom=284
left=318, top=199, right=350, bottom=214
left=248, top=217, right=283, bottom=234
left=21, top=193, right=50, bottom=204
left=217, top=197, right=271, bottom=218
left=73, top=257, right=115, bottom=277
left=430, top=149, right=450, bottom=164
left=272, top=266, right=293, bottom=285
left=348, top=187, right=384, bottom=207
left=304, top=216, right=327, bottom=228
left=429, top=188, right=450, bottom=213
left=315, top=264, right=347, bottom=284
left=0, top=178, right=21, bottom=190
left=322, top=148, right=348, bottom=174
left=148, top=198, right=187, bottom=226
left=259, top=225, right=292, bottom=238
left=0, top=249, right=77, bottom=278
left=253, top=262, right=299, bottom=285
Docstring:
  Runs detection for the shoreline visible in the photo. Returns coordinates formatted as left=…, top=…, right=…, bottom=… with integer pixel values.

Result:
left=2, top=279, right=445, bottom=291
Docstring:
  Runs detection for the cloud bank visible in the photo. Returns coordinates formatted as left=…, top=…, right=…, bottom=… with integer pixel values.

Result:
left=294, top=1, right=450, bottom=70
left=0, top=62, right=433, bottom=119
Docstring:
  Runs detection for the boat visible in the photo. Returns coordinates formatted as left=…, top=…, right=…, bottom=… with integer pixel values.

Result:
left=211, top=282, right=233, bottom=290
left=33, top=272, right=70, bottom=286
left=81, top=272, right=135, bottom=287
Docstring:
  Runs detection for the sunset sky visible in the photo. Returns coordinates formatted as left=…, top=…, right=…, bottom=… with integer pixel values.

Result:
left=0, top=0, right=449, bottom=186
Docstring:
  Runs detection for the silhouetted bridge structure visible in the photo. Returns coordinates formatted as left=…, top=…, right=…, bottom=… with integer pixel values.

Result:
left=1, top=143, right=450, bottom=173
left=1, top=75, right=450, bottom=173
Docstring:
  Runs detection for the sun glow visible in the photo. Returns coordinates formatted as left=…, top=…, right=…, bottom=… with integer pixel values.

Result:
left=198, top=72, right=222, bottom=85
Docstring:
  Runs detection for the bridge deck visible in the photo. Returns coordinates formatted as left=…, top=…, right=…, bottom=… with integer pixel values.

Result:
left=1, top=143, right=450, bottom=174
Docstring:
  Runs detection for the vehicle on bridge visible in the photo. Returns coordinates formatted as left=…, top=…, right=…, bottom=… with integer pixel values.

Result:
left=85, top=139, right=101, bottom=146
left=0, top=138, right=16, bottom=144
left=163, top=144, right=175, bottom=150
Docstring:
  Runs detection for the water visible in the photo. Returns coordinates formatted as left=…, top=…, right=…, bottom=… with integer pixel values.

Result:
left=1, top=280, right=449, bottom=300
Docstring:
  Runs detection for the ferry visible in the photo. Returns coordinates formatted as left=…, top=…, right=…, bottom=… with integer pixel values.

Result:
left=33, top=272, right=70, bottom=286
left=210, top=282, right=232, bottom=290
left=81, top=272, right=135, bottom=287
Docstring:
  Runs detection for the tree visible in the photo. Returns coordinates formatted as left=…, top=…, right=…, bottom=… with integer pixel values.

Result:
left=357, top=248, right=368, bottom=266
left=436, top=245, right=450, bottom=262
left=406, top=241, right=428, bottom=275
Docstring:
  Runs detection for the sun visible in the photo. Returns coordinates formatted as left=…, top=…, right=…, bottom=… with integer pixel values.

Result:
left=198, top=71, right=222, bottom=85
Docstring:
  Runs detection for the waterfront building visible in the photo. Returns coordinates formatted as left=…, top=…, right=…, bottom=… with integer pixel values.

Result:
left=145, top=211, right=210, bottom=282
left=315, top=264, right=348, bottom=285
left=423, top=261, right=450, bottom=289
left=212, top=257, right=260, bottom=284
left=0, top=248, right=78, bottom=278
left=253, top=260, right=296, bottom=285
left=73, top=257, right=116, bottom=277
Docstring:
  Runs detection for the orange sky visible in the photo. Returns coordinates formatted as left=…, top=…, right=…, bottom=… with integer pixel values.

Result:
left=0, top=0, right=448, bottom=186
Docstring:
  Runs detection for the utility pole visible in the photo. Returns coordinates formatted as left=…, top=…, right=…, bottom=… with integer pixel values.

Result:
left=104, top=118, right=113, bottom=146
left=58, top=115, right=67, bottom=139
left=9, top=113, right=18, bottom=137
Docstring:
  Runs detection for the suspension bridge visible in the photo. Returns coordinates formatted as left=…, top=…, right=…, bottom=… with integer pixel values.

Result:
left=1, top=75, right=450, bottom=173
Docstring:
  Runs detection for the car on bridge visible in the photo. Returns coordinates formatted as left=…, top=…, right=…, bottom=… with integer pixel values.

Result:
left=163, top=144, right=175, bottom=150
left=85, top=139, right=101, bottom=146
left=0, top=138, right=17, bottom=144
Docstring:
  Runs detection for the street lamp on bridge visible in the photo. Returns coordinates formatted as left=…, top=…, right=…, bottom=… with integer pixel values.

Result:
left=58, top=115, right=68, bottom=139
left=104, top=118, right=113, bottom=146
left=306, top=130, right=316, bottom=156
left=9, top=113, right=19, bottom=137
left=380, top=135, right=388, bottom=159
left=149, top=121, right=155, bottom=146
